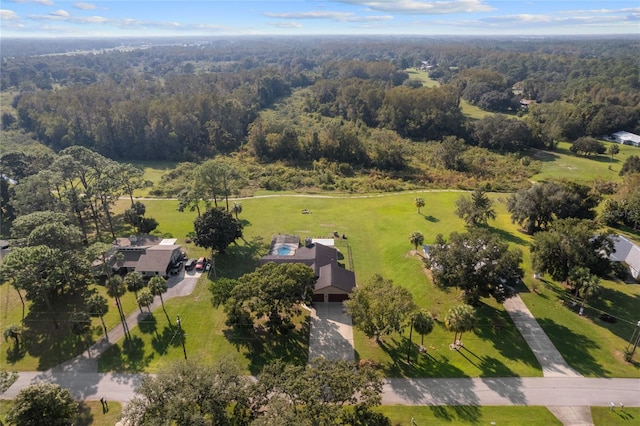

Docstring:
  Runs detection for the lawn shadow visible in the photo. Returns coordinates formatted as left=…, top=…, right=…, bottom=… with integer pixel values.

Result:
left=485, top=224, right=529, bottom=246
left=590, top=285, right=640, bottom=342
left=224, top=315, right=310, bottom=375
left=536, top=318, right=607, bottom=376
left=137, top=312, right=158, bottom=335
left=474, top=303, right=541, bottom=372
left=216, top=236, right=266, bottom=279
left=18, top=292, right=97, bottom=371
left=528, top=148, right=560, bottom=162
left=97, top=336, right=153, bottom=373
left=75, top=402, right=94, bottom=426
left=151, top=325, right=181, bottom=355
left=424, top=215, right=439, bottom=222
left=377, top=337, right=468, bottom=378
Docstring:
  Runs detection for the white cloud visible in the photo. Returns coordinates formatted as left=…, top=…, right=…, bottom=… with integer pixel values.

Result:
left=270, top=21, right=303, bottom=28
left=74, top=2, right=97, bottom=10
left=0, top=9, right=20, bottom=20
left=50, top=9, right=69, bottom=17
left=332, top=0, right=493, bottom=14
left=264, top=10, right=392, bottom=22
left=7, top=0, right=54, bottom=5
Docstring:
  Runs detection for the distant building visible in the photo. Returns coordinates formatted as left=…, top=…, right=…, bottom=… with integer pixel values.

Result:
left=609, top=235, right=640, bottom=279
left=261, top=235, right=356, bottom=303
left=612, top=131, right=640, bottom=147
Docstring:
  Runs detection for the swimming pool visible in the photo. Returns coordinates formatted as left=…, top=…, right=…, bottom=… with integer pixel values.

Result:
left=275, top=246, right=294, bottom=256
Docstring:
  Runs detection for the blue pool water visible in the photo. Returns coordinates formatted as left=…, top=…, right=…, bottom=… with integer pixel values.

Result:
left=276, top=246, right=294, bottom=256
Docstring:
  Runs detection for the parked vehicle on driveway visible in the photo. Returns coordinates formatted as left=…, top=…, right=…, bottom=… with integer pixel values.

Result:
left=195, top=257, right=206, bottom=271
left=184, top=258, right=196, bottom=271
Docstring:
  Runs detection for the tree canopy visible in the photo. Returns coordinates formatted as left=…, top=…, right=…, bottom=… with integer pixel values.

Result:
left=226, top=262, right=316, bottom=333
left=6, top=382, right=78, bottom=426
left=426, top=228, right=523, bottom=304
left=530, top=218, right=614, bottom=282
left=345, top=274, right=416, bottom=342
left=193, top=207, right=243, bottom=254
left=506, top=181, right=600, bottom=234
left=454, top=188, right=496, bottom=226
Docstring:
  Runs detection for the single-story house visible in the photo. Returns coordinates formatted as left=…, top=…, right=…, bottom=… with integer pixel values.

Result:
left=260, top=235, right=356, bottom=303
left=612, top=131, right=640, bottom=147
left=609, top=235, right=640, bottom=279
left=109, top=235, right=183, bottom=278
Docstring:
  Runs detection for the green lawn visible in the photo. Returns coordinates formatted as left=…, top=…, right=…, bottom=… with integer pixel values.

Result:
left=3, top=192, right=639, bottom=379
left=130, top=161, right=179, bottom=197
left=376, top=405, right=562, bottom=425
left=529, top=141, right=638, bottom=183
left=592, top=406, right=640, bottom=425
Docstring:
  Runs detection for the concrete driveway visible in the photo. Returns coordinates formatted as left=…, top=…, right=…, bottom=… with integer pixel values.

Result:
left=308, top=302, right=355, bottom=362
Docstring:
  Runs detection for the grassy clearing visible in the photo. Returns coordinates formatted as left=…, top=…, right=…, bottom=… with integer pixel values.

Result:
left=0, top=400, right=122, bottom=426
left=529, top=141, right=638, bottom=183
left=130, top=161, right=179, bottom=197
left=376, top=405, right=562, bottom=425
left=405, top=68, right=494, bottom=120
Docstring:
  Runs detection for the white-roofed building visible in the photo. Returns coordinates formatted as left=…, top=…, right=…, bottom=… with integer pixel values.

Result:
left=612, top=131, right=640, bottom=147
left=610, top=235, right=640, bottom=279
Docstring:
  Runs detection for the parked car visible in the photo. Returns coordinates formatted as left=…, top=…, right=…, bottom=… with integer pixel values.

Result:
left=184, top=258, right=196, bottom=271
left=195, top=256, right=206, bottom=271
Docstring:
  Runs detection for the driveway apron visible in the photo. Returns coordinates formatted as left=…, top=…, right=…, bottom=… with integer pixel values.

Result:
left=308, top=302, right=355, bottom=362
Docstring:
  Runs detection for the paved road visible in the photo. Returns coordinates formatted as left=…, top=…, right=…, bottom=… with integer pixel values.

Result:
left=3, top=265, right=640, bottom=426
left=3, top=371, right=638, bottom=408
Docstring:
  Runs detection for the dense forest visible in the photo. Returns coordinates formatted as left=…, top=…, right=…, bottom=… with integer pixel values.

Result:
left=1, top=36, right=639, bottom=201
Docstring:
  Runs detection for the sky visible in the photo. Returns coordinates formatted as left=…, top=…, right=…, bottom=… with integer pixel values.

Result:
left=1, top=0, right=639, bottom=38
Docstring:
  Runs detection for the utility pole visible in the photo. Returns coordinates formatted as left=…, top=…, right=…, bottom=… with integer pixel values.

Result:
left=627, top=320, right=640, bottom=361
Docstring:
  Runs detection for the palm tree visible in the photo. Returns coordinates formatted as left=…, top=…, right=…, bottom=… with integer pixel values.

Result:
left=577, top=274, right=600, bottom=311
left=445, top=304, right=475, bottom=348
left=85, top=293, right=109, bottom=338
left=3, top=324, right=21, bottom=349
left=409, top=231, right=425, bottom=251
left=106, top=275, right=130, bottom=340
left=231, top=202, right=243, bottom=219
left=124, top=272, right=145, bottom=311
left=413, top=310, right=435, bottom=348
left=414, top=197, right=425, bottom=214
left=137, top=290, right=155, bottom=313
left=149, top=276, right=169, bottom=322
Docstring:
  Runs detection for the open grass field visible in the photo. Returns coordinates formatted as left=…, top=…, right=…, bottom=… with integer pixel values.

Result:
left=529, top=141, right=638, bottom=183
left=405, top=68, right=494, bottom=120
left=130, top=160, right=179, bottom=197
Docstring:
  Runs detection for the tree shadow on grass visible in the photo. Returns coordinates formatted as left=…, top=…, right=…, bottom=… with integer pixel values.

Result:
left=590, top=285, right=640, bottom=342
left=536, top=318, right=607, bottom=376
left=216, top=236, right=266, bottom=279
left=424, top=215, right=439, bottom=222
left=137, top=312, right=158, bottom=335
left=224, top=315, right=310, bottom=375
left=377, top=337, right=468, bottom=379
left=75, top=402, right=93, bottom=426
left=97, top=336, right=153, bottom=373
left=474, top=303, right=541, bottom=372
left=485, top=224, right=529, bottom=246
left=151, top=325, right=181, bottom=355
left=17, top=293, right=95, bottom=370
